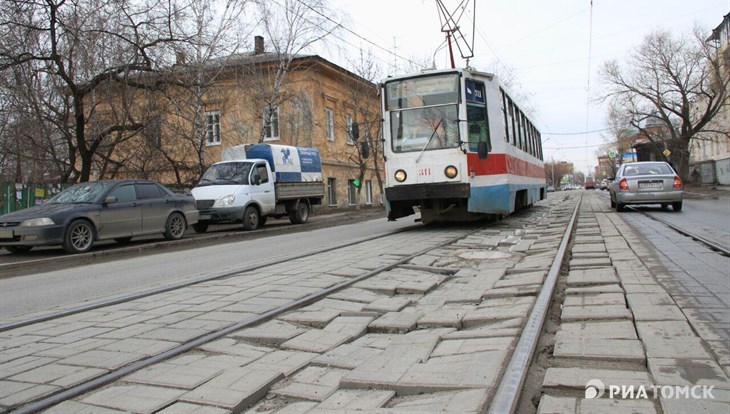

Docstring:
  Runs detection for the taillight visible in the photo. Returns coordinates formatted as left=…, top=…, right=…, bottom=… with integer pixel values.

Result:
left=673, top=176, right=682, bottom=189
left=619, top=178, right=629, bottom=190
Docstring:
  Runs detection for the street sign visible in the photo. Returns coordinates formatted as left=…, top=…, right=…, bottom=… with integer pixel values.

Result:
left=608, top=150, right=617, bottom=158
left=663, top=149, right=671, bottom=157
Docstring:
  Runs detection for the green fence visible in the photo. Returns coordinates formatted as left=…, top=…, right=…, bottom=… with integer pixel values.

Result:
left=1, top=182, right=68, bottom=215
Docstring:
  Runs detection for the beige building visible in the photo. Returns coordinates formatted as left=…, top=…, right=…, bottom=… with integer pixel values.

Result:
left=691, top=13, right=730, bottom=184
left=100, top=36, right=383, bottom=210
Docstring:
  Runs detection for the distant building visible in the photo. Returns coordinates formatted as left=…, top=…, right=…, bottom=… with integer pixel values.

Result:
left=690, top=13, right=730, bottom=185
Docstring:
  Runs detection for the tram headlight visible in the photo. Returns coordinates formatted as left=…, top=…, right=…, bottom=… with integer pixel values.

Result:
left=444, top=165, right=458, bottom=179
left=394, top=170, right=407, bottom=182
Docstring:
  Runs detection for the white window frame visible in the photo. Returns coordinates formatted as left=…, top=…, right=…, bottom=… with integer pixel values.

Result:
left=205, top=111, right=221, bottom=146
left=365, top=180, right=373, bottom=205
left=263, top=104, right=280, bottom=141
left=346, top=114, right=354, bottom=145
left=326, top=108, right=335, bottom=142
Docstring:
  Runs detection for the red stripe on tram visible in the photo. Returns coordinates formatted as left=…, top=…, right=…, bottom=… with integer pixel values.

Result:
left=466, top=153, right=545, bottom=179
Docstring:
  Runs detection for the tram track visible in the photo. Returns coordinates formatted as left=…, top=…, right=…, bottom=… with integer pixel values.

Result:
left=597, top=192, right=730, bottom=257
left=2, top=194, right=581, bottom=414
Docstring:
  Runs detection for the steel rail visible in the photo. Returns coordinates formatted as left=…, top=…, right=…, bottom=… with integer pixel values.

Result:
left=597, top=192, right=730, bottom=257
left=0, top=224, right=421, bottom=332
left=10, top=224, right=486, bottom=414
left=488, top=194, right=582, bottom=414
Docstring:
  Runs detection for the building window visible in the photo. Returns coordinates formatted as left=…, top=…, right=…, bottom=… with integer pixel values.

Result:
left=365, top=180, right=372, bottom=205
left=205, top=111, right=221, bottom=146
left=348, top=180, right=358, bottom=205
left=146, top=116, right=162, bottom=148
left=263, top=104, right=279, bottom=141
left=326, top=108, right=335, bottom=141
left=327, top=177, right=337, bottom=206
left=346, top=114, right=354, bottom=145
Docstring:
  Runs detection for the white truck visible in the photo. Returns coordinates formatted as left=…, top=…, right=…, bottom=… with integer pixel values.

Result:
left=190, top=144, right=325, bottom=232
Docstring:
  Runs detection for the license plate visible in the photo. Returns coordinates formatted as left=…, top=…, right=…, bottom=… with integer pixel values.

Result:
left=0, top=229, right=13, bottom=239
left=639, top=182, right=662, bottom=189
left=199, top=214, right=211, bottom=220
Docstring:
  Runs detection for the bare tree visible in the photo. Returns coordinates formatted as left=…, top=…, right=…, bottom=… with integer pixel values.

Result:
left=600, top=27, right=730, bottom=180
left=595, top=103, right=636, bottom=177
left=0, top=0, right=195, bottom=182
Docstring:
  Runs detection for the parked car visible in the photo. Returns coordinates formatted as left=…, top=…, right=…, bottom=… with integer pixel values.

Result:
left=600, top=178, right=611, bottom=190
left=0, top=179, right=199, bottom=254
left=547, top=185, right=556, bottom=192
left=609, top=161, right=683, bottom=212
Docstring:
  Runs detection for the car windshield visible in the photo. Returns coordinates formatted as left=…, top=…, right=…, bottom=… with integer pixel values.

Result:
left=623, top=163, right=674, bottom=177
left=198, top=162, right=252, bottom=186
left=47, top=182, right=112, bottom=204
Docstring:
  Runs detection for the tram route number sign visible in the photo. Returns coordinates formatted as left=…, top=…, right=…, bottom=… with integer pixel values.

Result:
left=418, top=167, right=432, bottom=176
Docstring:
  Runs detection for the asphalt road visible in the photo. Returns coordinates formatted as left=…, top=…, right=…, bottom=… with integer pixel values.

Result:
left=0, top=213, right=419, bottom=321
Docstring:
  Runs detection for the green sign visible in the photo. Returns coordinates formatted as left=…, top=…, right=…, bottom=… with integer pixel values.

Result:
left=608, top=150, right=617, bottom=158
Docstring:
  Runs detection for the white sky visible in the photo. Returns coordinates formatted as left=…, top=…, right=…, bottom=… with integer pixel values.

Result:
left=317, top=0, right=729, bottom=175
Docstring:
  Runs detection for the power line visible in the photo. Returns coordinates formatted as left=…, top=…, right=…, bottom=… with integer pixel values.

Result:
left=543, top=128, right=609, bottom=135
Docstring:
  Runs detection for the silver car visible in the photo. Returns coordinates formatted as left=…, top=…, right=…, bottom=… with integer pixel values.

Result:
left=609, top=161, right=683, bottom=212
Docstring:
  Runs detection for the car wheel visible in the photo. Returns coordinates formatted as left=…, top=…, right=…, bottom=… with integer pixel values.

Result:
left=672, top=201, right=683, bottom=212
left=242, top=206, right=260, bottom=231
left=63, top=220, right=95, bottom=254
left=114, top=237, right=133, bottom=244
left=288, top=203, right=309, bottom=224
left=616, top=202, right=625, bottom=212
left=164, top=212, right=186, bottom=240
left=5, top=246, right=33, bottom=254
left=192, top=223, right=209, bottom=233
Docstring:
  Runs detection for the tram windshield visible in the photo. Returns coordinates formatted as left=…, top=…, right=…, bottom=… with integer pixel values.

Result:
left=385, top=74, right=460, bottom=153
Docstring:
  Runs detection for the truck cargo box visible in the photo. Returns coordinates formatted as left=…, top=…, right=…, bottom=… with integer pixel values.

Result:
left=222, top=144, right=322, bottom=183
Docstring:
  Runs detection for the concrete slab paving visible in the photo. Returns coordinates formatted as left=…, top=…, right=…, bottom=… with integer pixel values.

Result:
left=560, top=305, right=632, bottom=322
left=312, top=343, right=383, bottom=370
left=232, top=320, right=308, bottom=345
left=648, top=358, right=730, bottom=389
left=273, top=366, right=349, bottom=402
left=542, top=367, right=652, bottom=390
left=180, top=367, right=282, bottom=412
left=81, top=385, right=186, bottom=414
left=124, top=362, right=222, bottom=389
left=315, top=389, right=395, bottom=410
left=553, top=338, right=645, bottom=362
left=369, top=311, right=423, bottom=333
left=281, top=330, right=352, bottom=353
left=555, top=321, right=638, bottom=341
left=387, top=389, right=488, bottom=413
left=45, top=400, right=129, bottom=413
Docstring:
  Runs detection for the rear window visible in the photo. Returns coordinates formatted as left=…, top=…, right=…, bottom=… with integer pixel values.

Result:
left=137, top=183, right=164, bottom=199
left=623, top=163, right=673, bottom=176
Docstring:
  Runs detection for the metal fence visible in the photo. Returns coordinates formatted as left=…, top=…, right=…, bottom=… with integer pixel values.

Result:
left=1, top=182, right=69, bottom=215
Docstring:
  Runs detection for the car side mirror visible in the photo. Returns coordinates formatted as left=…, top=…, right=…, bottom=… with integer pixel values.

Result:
left=477, top=141, right=489, bottom=159
left=103, top=196, right=118, bottom=205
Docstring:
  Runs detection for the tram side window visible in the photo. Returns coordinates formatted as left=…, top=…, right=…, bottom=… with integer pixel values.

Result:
left=508, top=100, right=517, bottom=147
left=466, top=80, right=491, bottom=153
left=501, top=90, right=510, bottom=143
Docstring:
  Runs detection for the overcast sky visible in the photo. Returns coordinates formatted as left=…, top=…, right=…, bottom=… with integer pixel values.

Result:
left=319, top=0, right=728, bottom=175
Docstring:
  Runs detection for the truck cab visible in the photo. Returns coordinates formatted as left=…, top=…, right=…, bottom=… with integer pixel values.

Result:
left=192, top=159, right=275, bottom=232
left=191, top=144, right=325, bottom=232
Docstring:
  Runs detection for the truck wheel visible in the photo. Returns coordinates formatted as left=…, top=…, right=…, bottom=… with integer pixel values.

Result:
left=242, top=206, right=260, bottom=230
left=193, top=223, right=209, bottom=233
left=164, top=212, right=186, bottom=240
left=63, top=220, right=95, bottom=254
left=288, top=202, right=309, bottom=224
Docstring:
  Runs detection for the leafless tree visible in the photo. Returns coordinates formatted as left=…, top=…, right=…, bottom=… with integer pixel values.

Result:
left=600, top=26, right=729, bottom=180
left=0, top=0, right=196, bottom=183
left=595, top=103, right=636, bottom=177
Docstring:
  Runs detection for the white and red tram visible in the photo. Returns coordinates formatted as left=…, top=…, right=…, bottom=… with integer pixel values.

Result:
left=382, top=68, right=546, bottom=223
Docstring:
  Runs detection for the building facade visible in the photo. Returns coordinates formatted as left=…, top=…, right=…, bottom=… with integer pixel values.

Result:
left=691, top=13, right=730, bottom=185
left=97, top=37, right=384, bottom=209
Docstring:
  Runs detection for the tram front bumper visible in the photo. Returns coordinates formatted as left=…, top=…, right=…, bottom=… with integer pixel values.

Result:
left=385, top=183, right=470, bottom=221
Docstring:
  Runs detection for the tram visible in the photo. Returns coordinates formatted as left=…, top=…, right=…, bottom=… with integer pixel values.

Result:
left=382, top=68, right=546, bottom=223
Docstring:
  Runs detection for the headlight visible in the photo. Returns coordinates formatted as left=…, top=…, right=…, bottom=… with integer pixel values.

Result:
left=394, top=170, right=407, bottom=182
left=444, top=165, right=458, bottom=179
left=21, top=217, right=55, bottom=226
left=215, top=195, right=235, bottom=207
